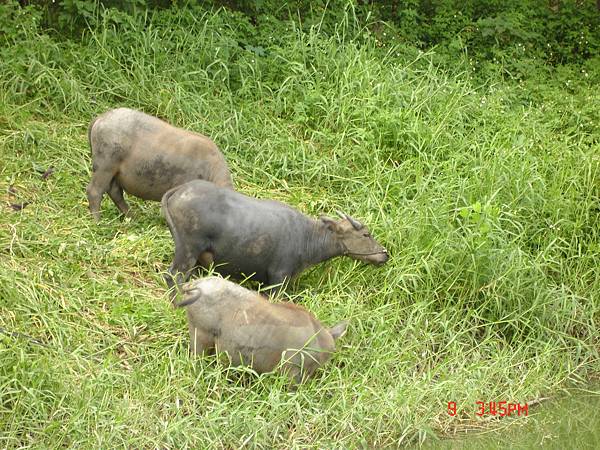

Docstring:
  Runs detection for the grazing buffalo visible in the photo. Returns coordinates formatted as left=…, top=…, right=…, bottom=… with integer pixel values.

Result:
left=86, top=108, right=233, bottom=221
left=162, top=180, right=389, bottom=298
left=178, top=277, right=348, bottom=383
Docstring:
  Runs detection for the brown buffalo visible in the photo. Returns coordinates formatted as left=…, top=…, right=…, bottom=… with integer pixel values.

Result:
left=178, top=277, right=348, bottom=383
left=87, top=108, right=232, bottom=221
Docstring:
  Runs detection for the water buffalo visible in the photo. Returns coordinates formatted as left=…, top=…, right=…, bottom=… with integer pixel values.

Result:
left=178, top=277, right=349, bottom=383
left=86, top=108, right=233, bottom=221
left=162, top=180, right=389, bottom=299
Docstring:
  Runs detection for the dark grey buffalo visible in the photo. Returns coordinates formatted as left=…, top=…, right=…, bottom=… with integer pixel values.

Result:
left=86, top=108, right=233, bottom=221
left=179, top=276, right=348, bottom=383
left=162, top=180, right=389, bottom=299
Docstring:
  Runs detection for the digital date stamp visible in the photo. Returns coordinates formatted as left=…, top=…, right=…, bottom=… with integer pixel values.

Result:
left=447, top=401, right=529, bottom=417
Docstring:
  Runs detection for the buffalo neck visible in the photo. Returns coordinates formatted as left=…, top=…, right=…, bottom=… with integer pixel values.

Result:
left=300, top=220, right=345, bottom=267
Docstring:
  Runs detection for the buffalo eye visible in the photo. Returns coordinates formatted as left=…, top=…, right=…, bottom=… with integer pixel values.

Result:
left=363, top=232, right=370, bottom=237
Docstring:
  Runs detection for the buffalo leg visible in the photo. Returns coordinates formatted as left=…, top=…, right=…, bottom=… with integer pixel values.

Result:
left=189, top=251, right=214, bottom=278
left=198, top=251, right=214, bottom=270
left=188, top=325, right=214, bottom=356
left=86, top=170, right=115, bottom=221
left=107, top=179, right=130, bottom=217
left=165, top=241, right=206, bottom=302
left=265, top=269, right=288, bottom=296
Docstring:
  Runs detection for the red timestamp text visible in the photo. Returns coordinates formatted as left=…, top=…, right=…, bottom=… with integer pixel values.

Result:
left=447, top=401, right=529, bottom=417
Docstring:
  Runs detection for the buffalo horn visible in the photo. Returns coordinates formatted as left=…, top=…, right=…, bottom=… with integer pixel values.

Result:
left=336, top=210, right=363, bottom=229
left=347, top=214, right=363, bottom=230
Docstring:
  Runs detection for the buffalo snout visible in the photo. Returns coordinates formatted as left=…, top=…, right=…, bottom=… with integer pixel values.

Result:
left=365, top=249, right=389, bottom=266
left=374, top=249, right=389, bottom=265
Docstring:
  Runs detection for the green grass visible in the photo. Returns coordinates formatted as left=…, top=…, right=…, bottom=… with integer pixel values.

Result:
left=1, top=4, right=599, bottom=448
left=422, top=385, right=600, bottom=449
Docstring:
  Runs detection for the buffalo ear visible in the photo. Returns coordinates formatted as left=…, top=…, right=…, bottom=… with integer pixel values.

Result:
left=319, top=215, right=338, bottom=231
left=329, top=321, right=349, bottom=340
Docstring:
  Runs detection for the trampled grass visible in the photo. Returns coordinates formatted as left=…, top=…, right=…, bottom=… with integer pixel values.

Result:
left=1, top=4, right=599, bottom=448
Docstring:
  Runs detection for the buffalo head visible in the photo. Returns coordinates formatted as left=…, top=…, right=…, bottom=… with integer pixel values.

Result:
left=320, top=211, right=389, bottom=266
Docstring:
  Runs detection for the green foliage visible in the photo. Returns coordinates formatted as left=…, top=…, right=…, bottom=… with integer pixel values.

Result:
left=369, top=0, right=599, bottom=65
left=0, top=1, right=43, bottom=44
left=23, top=1, right=600, bottom=66
left=0, top=1, right=599, bottom=447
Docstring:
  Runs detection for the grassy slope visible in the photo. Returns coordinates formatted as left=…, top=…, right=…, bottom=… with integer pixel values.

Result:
left=1, top=5, right=599, bottom=448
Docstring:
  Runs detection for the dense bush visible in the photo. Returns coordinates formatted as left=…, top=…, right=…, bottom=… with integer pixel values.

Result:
left=16, top=0, right=600, bottom=69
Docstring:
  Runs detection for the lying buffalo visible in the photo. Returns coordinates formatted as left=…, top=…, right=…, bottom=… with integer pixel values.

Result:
left=178, top=277, right=348, bottom=383
left=163, top=180, right=389, bottom=298
left=86, top=108, right=233, bottom=221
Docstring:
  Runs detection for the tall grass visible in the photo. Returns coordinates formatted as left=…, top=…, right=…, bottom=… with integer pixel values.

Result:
left=1, top=3, right=599, bottom=447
